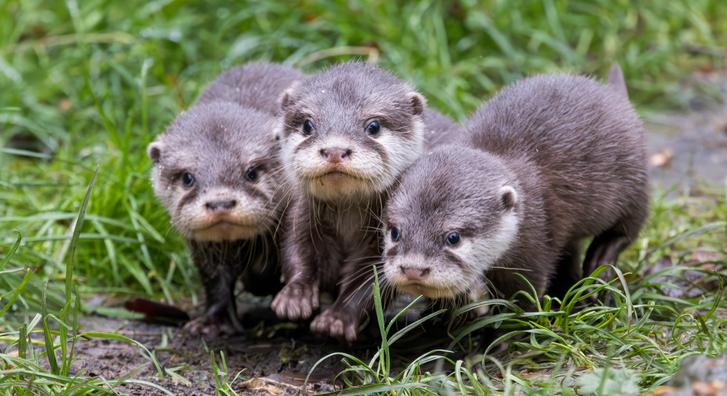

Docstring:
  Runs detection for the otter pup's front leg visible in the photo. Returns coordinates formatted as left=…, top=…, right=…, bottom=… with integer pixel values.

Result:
left=310, top=256, right=377, bottom=343
left=272, top=201, right=320, bottom=321
left=184, top=241, right=244, bottom=337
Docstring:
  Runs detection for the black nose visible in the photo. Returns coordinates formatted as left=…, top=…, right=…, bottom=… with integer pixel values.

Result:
left=205, top=199, right=237, bottom=211
left=399, top=266, right=431, bottom=281
left=319, top=147, right=352, bottom=163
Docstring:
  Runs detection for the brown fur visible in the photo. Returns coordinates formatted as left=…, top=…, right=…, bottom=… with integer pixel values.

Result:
left=422, top=108, right=467, bottom=150
left=148, top=62, right=303, bottom=335
left=383, top=70, right=648, bottom=309
left=272, top=61, right=463, bottom=342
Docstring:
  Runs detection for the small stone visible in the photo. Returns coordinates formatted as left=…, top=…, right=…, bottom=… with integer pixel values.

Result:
left=650, top=148, right=674, bottom=168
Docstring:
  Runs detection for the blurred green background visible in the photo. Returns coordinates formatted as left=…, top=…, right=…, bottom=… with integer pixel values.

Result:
left=0, top=2, right=725, bottom=394
left=1, top=0, right=726, bottom=303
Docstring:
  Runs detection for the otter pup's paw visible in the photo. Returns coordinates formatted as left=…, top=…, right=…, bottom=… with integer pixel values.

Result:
left=310, top=307, right=359, bottom=343
left=271, top=281, right=319, bottom=321
left=183, top=315, right=235, bottom=338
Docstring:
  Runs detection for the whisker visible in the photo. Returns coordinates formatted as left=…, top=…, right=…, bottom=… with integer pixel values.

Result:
left=487, top=266, right=534, bottom=272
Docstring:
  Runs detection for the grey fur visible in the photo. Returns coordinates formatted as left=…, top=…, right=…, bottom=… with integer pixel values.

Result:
left=607, top=63, right=628, bottom=99
left=383, top=72, right=648, bottom=308
left=422, top=108, right=467, bottom=151
left=148, top=62, right=304, bottom=335
left=196, top=62, right=301, bottom=114
left=272, top=61, right=461, bottom=342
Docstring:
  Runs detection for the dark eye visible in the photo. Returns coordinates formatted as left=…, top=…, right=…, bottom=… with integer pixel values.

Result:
left=446, top=231, right=461, bottom=246
left=302, top=119, right=314, bottom=136
left=245, top=167, right=259, bottom=182
left=390, top=226, right=401, bottom=242
left=365, top=119, right=381, bottom=136
left=181, top=172, right=195, bottom=188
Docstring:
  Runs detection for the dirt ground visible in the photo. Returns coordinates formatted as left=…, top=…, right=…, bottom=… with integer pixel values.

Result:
left=69, top=78, right=727, bottom=395
left=74, top=307, right=343, bottom=395
left=75, top=296, right=446, bottom=395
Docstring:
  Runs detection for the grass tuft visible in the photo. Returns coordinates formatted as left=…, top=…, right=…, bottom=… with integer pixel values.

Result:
left=307, top=193, right=725, bottom=394
left=1, top=1, right=725, bottom=394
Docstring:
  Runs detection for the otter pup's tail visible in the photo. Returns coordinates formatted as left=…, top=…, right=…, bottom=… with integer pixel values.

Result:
left=607, top=63, right=629, bottom=99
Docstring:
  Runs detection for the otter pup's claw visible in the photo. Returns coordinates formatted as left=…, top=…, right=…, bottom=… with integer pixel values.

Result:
left=271, top=281, right=319, bottom=321
left=183, top=315, right=236, bottom=338
left=310, top=307, right=358, bottom=343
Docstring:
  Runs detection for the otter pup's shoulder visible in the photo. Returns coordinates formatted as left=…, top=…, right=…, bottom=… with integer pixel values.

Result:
left=383, top=68, right=648, bottom=312
left=196, top=62, right=305, bottom=115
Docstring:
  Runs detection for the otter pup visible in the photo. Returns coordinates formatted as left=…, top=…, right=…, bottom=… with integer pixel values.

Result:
left=148, top=62, right=304, bottom=335
left=422, top=108, right=468, bottom=150
left=382, top=65, right=648, bottom=310
left=271, top=61, right=462, bottom=342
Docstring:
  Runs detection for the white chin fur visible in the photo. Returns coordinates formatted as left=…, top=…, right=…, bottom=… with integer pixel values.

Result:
left=190, top=222, right=265, bottom=241
left=281, top=120, right=426, bottom=201
left=291, top=135, right=387, bottom=200
left=303, top=173, right=377, bottom=201
left=397, top=283, right=464, bottom=299
left=174, top=189, right=270, bottom=241
left=383, top=253, right=476, bottom=299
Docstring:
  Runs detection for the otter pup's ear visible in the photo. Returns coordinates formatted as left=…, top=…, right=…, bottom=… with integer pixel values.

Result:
left=271, top=118, right=284, bottom=142
left=499, top=185, right=518, bottom=210
left=147, top=142, right=163, bottom=164
left=407, top=92, right=426, bottom=116
left=279, top=81, right=301, bottom=111
left=607, top=63, right=629, bottom=99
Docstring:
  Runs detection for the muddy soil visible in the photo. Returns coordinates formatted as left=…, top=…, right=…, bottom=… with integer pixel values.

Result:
left=73, top=308, right=343, bottom=395
left=70, top=77, right=727, bottom=395
left=74, top=296, right=449, bottom=395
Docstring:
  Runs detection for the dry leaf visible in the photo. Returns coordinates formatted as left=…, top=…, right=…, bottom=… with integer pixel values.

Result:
left=650, top=148, right=674, bottom=168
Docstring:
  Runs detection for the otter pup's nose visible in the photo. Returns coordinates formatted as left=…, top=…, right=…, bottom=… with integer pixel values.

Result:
left=400, top=266, right=431, bottom=281
left=319, top=147, right=352, bottom=163
left=205, top=199, right=237, bottom=212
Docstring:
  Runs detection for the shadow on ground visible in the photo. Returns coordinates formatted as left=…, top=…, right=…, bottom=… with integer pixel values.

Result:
left=71, top=75, right=727, bottom=395
left=75, top=296, right=453, bottom=395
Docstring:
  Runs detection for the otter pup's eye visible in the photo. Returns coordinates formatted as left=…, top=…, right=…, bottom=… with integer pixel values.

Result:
left=365, top=119, right=381, bottom=136
left=390, top=226, right=401, bottom=242
left=302, top=119, right=314, bottom=136
left=446, top=231, right=461, bottom=246
left=181, top=172, right=195, bottom=188
left=245, top=167, right=259, bottom=182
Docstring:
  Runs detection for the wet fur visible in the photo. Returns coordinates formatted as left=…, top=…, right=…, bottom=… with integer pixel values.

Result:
left=384, top=71, right=648, bottom=308
left=148, top=63, right=304, bottom=335
left=272, top=61, right=463, bottom=342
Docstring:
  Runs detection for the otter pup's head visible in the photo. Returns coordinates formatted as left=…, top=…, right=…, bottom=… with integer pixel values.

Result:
left=148, top=102, right=282, bottom=241
left=382, top=146, right=520, bottom=299
left=278, top=62, right=426, bottom=201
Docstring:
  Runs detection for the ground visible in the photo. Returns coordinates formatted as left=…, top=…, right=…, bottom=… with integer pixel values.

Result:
left=2, top=82, right=725, bottom=394
left=56, top=89, right=727, bottom=395
left=1, top=2, right=726, bottom=395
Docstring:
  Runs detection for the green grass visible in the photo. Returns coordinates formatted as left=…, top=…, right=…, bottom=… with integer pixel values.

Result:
left=310, top=200, right=727, bottom=395
left=309, top=192, right=726, bottom=394
left=1, top=0, right=726, bottom=394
